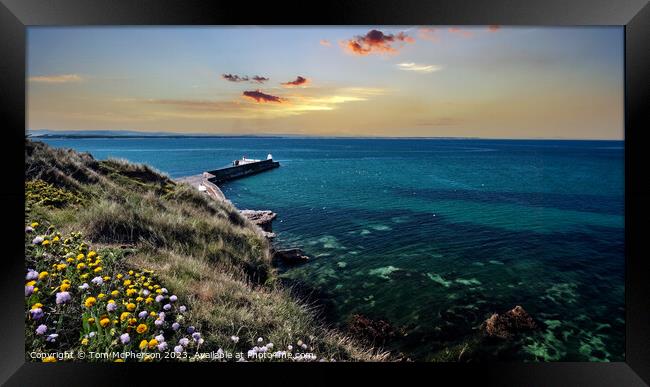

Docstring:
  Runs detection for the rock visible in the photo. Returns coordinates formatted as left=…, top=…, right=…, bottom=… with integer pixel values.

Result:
left=348, top=314, right=397, bottom=344
left=240, top=210, right=277, bottom=232
left=272, top=248, right=309, bottom=264
left=261, top=231, right=276, bottom=239
left=482, top=305, right=537, bottom=339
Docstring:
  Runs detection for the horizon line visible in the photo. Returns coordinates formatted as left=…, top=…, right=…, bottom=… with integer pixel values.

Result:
left=27, top=129, right=624, bottom=141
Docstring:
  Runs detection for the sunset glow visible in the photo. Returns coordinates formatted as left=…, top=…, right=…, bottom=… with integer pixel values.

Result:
left=27, top=26, right=624, bottom=139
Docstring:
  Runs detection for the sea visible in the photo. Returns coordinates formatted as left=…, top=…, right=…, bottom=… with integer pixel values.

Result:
left=38, top=137, right=625, bottom=361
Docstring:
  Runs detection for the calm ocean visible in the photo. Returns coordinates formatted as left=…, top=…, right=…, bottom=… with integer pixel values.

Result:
left=39, top=137, right=625, bottom=361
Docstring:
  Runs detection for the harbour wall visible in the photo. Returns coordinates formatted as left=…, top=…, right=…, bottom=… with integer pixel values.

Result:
left=206, top=159, right=280, bottom=184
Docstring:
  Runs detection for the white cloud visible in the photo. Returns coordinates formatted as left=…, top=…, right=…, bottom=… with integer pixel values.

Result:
left=397, top=63, right=442, bottom=73
left=29, top=74, right=83, bottom=83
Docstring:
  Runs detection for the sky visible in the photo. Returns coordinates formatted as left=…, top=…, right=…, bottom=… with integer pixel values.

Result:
left=27, top=26, right=624, bottom=139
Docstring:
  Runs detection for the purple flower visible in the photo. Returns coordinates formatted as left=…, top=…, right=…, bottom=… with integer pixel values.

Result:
left=154, top=319, right=163, bottom=327
left=25, top=286, right=34, bottom=297
left=163, top=304, right=171, bottom=311
left=46, top=333, right=58, bottom=342
left=161, top=288, right=168, bottom=294
left=35, top=324, right=47, bottom=335
left=79, top=283, right=89, bottom=290
left=32, top=236, right=44, bottom=244
left=155, top=334, right=165, bottom=342
left=174, top=345, right=183, bottom=353
left=158, top=312, right=165, bottom=320
left=179, top=338, right=189, bottom=347
left=55, top=291, right=71, bottom=304
left=138, top=311, right=148, bottom=319
left=30, top=308, right=44, bottom=320
left=106, top=302, right=117, bottom=312
left=172, top=322, right=180, bottom=331
left=157, top=342, right=168, bottom=351
left=187, top=326, right=195, bottom=334
left=25, top=226, right=34, bottom=233
left=179, top=305, right=187, bottom=313
left=169, top=295, right=177, bottom=302
left=91, top=276, right=103, bottom=286
left=231, top=336, right=239, bottom=343
left=142, top=289, right=150, bottom=296
left=120, top=333, right=130, bottom=344
left=192, top=332, right=201, bottom=342
left=155, top=295, right=164, bottom=303
left=26, top=269, right=39, bottom=281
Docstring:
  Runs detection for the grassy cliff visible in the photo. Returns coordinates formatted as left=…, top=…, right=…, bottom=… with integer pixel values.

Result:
left=24, top=140, right=386, bottom=362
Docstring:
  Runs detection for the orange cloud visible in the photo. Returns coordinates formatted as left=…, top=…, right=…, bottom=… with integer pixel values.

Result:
left=418, top=27, right=439, bottom=42
left=488, top=25, right=501, bottom=32
left=320, top=39, right=331, bottom=47
left=448, top=27, right=473, bottom=38
left=281, top=76, right=309, bottom=87
left=243, top=90, right=283, bottom=103
left=343, top=29, right=414, bottom=56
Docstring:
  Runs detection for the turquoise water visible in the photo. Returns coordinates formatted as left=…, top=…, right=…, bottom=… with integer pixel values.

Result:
left=39, top=137, right=624, bottom=361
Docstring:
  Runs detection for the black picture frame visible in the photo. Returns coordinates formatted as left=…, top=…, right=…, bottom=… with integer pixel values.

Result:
left=1, top=0, right=648, bottom=385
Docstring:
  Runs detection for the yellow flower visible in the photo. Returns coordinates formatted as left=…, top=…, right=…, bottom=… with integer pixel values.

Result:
left=55, top=263, right=66, bottom=271
left=114, top=358, right=124, bottom=362
left=111, top=290, right=119, bottom=297
left=81, top=338, right=89, bottom=345
left=120, top=312, right=130, bottom=322
left=143, top=282, right=150, bottom=287
left=77, top=263, right=86, bottom=270
left=93, top=267, right=102, bottom=273
left=42, top=356, right=56, bottom=363
left=31, top=302, right=43, bottom=310
left=139, top=339, right=148, bottom=350
left=60, top=283, right=70, bottom=292
left=87, top=317, right=95, bottom=324
left=84, top=297, right=97, bottom=308
left=103, top=276, right=110, bottom=281
left=126, top=289, right=137, bottom=297
left=149, top=311, right=156, bottom=317
left=123, top=280, right=132, bottom=287
left=80, top=273, right=89, bottom=280
left=99, top=317, right=110, bottom=327
left=136, top=324, right=148, bottom=334
left=148, top=339, right=158, bottom=349
left=52, top=236, right=60, bottom=242
left=38, top=271, right=48, bottom=280
left=108, top=299, right=116, bottom=304
left=66, top=257, right=74, bottom=263
left=128, top=318, right=137, bottom=325
left=42, top=240, right=50, bottom=246
left=136, top=297, right=144, bottom=302
left=87, top=251, right=97, bottom=259
left=33, top=287, right=39, bottom=293
left=126, top=303, right=136, bottom=312
left=128, top=270, right=134, bottom=276
left=116, top=274, right=123, bottom=279
left=98, top=293, right=105, bottom=299
left=144, top=297, right=153, bottom=304
left=26, top=280, right=36, bottom=287
left=31, top=222, right=39, bottom=228
left=143, top=355, right=153, bottom=362
left=155, top=289, right=162, bottom=294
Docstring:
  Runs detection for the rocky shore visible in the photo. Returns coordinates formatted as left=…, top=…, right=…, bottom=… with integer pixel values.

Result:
left=179, top=175, right=311, bottom=265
